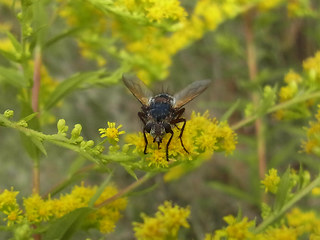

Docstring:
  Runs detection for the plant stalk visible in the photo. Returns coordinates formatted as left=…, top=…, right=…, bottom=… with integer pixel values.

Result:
left=244, top=10, right=266, bottom=180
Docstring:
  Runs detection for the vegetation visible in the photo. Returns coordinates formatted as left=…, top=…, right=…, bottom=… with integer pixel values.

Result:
left=0, top=0, right=320, bottom=239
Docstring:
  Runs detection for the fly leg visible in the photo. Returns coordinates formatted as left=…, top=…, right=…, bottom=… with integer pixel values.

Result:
left=165, top=128, right=174, bottom=161
left=171, top=108, right=188, bottom=154
left=171, top=117, right=189, bottom=154
left=143, top=128, right=148, bottom=154
left=139, top=111, right=149, bottom=154
left=172, top=108, right=185, bottom=130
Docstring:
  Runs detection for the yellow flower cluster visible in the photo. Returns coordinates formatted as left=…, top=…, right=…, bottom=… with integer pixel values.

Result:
left=275, top=51, right=320, bottom=120
left=204, top=206, right=320, bottom=240
left=303, top=51, right=320, bottom=81
left=210, top=215, right=255, bottom=240
left=133, top=201, right=190, bottom=240
left=0, top=183, right=127, bottom=234
left=302, top=105, right=320, bottom=155
left=0, top=188, right=23, bottom=226
left=125, top=111, right=237, bottom=167
left=57, top=0, right=260, bottom=81
left=261, top=168, right=280, bottom=193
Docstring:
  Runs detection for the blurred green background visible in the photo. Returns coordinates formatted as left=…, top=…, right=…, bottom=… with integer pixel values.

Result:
left=1, top=0, right=320, bottom=239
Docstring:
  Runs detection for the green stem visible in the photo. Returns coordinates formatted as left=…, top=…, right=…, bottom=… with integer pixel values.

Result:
left=231, top=91, right=320, bottom=130
left=255, top=174, right=320, bottom=233
left=95, top=172, right=155, bottom=208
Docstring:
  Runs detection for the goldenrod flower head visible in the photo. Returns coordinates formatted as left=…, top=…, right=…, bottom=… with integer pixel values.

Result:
left=126, top=111, right=237, bottom=167
left=144, top=0, right=187, bottom=23
left=286, top=208, right=318, bottom=235
left=194, top=1, right=223, bottom=30
left=212, top=215, right=255, bottom=240
left=3, top=208, right=23, bottom=226
left=23, top=194, right=54, bottom=223
left=312, top=187, right=320, bottom=196
left=0, top=188, right=19, bottom=211
left=303, top=51, right=320, bottom=81
left=133, top=201, right=190, bottom=240
left=261, top=168, right=280, bottom=193
left=279, top=85, right=297, bottom=102
left=257, top=226, right=298, bottom=240
left=99, top=122, right=125, bottom=142
left=284, top=70, right=302, bottom=84
left=0, top=183, right=124, bottom=233
left=302, top=105, right=320, bottom=155
left=258, top=0, right=284, bottom=11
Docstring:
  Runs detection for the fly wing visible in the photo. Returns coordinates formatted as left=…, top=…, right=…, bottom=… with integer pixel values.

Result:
left=173, top=79, right=211, bottom=108
left=122, top=74, right=153, bottom=105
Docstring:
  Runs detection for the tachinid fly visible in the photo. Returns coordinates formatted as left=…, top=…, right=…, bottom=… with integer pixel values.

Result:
left=122, top=74, right=211, bottom=161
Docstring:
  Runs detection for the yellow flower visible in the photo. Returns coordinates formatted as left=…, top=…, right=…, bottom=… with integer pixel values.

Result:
left=303, top=51, right=320, bottom=80
left=312, top=187, right=320, bottom=196
left=287, top=208, right=318, bottom=235
left=3, top=208, right=23, bottom=226
left=133, top=201, right=190, bottom=240
left=302, top=105, right=320, bottom=155
left=145, top=0, right=187, bottom=23
left=223, top=215, right=255, bottom=240
left=258, top=0, right=284, bottom=11
left=284, top=70, right=302, bottom=84
left=24, top=194, right=54, bottom=223
left=0, top=188, right=19, bottom=210
left=99, top=122, right=125, bottom=142
left=279, top=85, right=297, bottom=101
left=261, top=168, right=280, bottom=193
left=262, top=226, right=298, bottom=240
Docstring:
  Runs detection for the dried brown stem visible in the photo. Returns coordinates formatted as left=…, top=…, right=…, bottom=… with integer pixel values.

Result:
left=244, top=10, right=266, bottom=180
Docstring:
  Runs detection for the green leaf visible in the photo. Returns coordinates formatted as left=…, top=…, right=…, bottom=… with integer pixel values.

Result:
left=273, top=168, right=291, bottom=212
left=5, top=31, right=22, bottom=52
left=43, top=70, right=108, bottom=111
left=44, top=28, right=82, bottom=49
left=0, top=66, right=27, bottom=88
left=208, top=181, right=259, bottom=205
left=20, top=133, right=40, bottom=161
left=88, top=172, right=113, bottom=207
left=30, top=136, right=47, bottom=156
left=0, top=49, right=19, bottom=62
left=43, top=207, right=93, bottom=240
left=220, top=99, right=240, bottom=121
left=68, top=156, right=86, bottom=176
left=22, top=112, right=38, bottom=122
left=123, top=165, right=138, bottom=180
left=20, top=100, right=41, bottom=162
left=128, top=183, right=159, bottom=197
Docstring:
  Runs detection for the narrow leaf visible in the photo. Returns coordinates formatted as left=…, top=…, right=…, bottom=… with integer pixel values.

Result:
left=43, top=207, right=93, bottom=240
left=44, top=28, right=82, bottom=49
left=5, top=31, right=22, bottom=52
left=0, top=66, right=26, bottom=88
left=88, top=172, right=113, bottom=207
left=220, top=99, right=240, bottom=121
left=22, top=112, right=38, bottom=122
left=30, top=136, right=47, bottom=156
left=273, top=168, right=291, bottom=212
left=123, top=165, right=138, bottom=180
left=208, top=181, right=259, bottom=205
left=44, top=70, right=105, bottom=111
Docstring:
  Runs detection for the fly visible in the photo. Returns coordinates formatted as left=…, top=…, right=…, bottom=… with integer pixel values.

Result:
left=123, top=74, right=211, bottom=161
